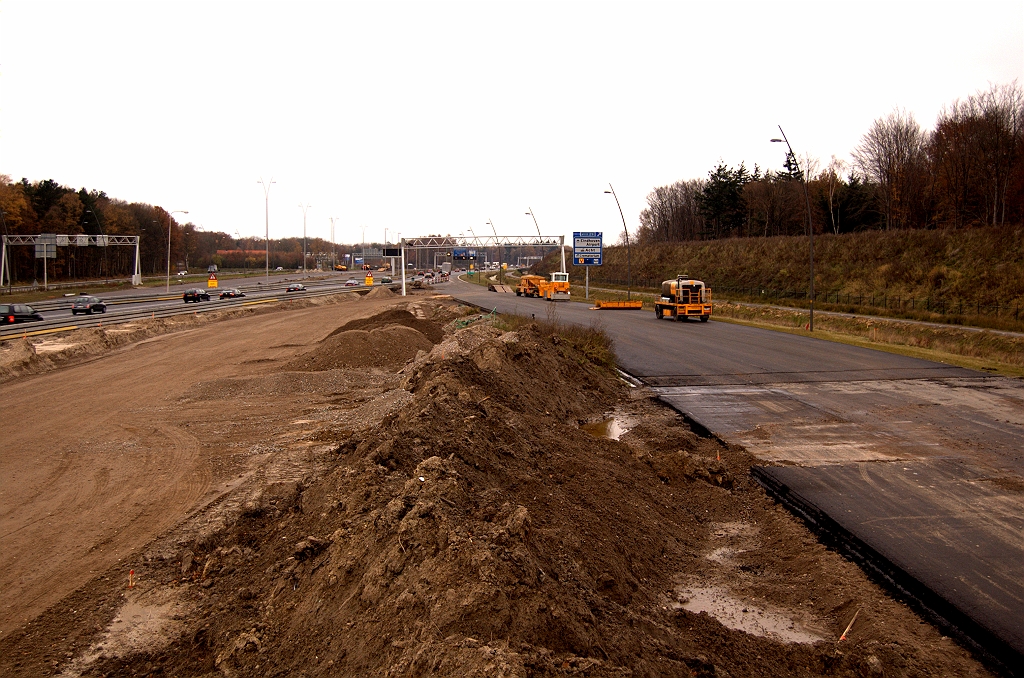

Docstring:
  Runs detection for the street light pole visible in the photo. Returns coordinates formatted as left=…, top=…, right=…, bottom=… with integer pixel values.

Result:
left=299, top=202, right=311, bottom=277
left=258, top=178, right=275, bottom=281
left=329, top=217, right=338, bottom=270
left=604, top=183, right=631, bottom=301
left=525, top=208, right=542, bottom=237
left=165, top=210, right=189, bottom=292
left=771, top=126, right=815, bottom=331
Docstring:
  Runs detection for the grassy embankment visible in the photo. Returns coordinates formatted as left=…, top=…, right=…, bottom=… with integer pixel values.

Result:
left=527, top=226, right=1024, bottom=376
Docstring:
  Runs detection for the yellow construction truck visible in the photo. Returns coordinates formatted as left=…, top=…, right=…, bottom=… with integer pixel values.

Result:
left=516, top=274, right=546, bottom=297
left=655, top=275, right=712, bottom=322
left=516, top=272, right=570, bottom=301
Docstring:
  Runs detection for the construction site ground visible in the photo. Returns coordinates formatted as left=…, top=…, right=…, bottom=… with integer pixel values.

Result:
left=0, top=289, right=994, bottom=677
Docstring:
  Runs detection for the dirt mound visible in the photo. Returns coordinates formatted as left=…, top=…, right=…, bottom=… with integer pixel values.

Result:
left=286, top=325, right=434, bottom=370
left=328, top=307, right=445, bottom=343
left=364, top=285, right=396, bottom=298
left=0, top=338, right=47, bottom=378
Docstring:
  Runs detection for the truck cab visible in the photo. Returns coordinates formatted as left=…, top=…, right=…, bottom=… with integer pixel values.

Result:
left=655, top=276, right=712, bottom=322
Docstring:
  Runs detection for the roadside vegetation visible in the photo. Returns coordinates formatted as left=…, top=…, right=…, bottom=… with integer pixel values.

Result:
left=496, top=308, right=617, bottom=371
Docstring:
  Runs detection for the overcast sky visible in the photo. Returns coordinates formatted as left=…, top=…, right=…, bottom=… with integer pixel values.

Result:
left=2, top=0, right=1022, bottom=248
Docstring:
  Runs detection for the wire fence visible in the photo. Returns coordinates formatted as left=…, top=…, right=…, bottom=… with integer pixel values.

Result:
left=588, top=277, right=1023, bottom=322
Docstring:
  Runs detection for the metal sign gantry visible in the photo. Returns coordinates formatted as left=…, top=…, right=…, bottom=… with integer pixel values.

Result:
left=1, top=234, right=142, bottom=289
left=398, top=234, right=565, bottom=296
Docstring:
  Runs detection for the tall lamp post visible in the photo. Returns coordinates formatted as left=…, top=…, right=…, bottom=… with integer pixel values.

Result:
left=258, top=178, right=275, bottom=281
left=299, top=202, right=312, bottom=276
left=165, top=210, right=189, bottom=292
left=771, top=126, right=815, bottom=331
left=329, top=217, right=339, bottom=270
left=525, top=207, right=542, bottom=237
left=604, top=183, right=632, bottom=301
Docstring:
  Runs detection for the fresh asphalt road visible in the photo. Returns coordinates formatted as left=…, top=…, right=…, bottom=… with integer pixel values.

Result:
left=447, top=277, right=1024, bottom=675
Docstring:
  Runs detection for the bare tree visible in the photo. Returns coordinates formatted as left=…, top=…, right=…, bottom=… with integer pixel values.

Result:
left=853, top=108, right=928, bottom=229
left=820, top=156, right=848, bottom=233
left=637, top=179, right=706, bottom=243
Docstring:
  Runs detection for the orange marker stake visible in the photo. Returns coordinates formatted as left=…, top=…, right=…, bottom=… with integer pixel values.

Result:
left=128, top=569, right=135, bottom=589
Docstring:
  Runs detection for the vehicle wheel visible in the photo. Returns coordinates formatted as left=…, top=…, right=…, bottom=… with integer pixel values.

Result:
left=676, top=312, right=685, bottom=322
left=516, top=291, right=521, bottom=296
left=700, top=315, right=709, bottom=322
left=86, top=308, right=93, bottom=315
left=655, top=307, right=663, bottom=319
left=71, top=310, right=77, bottom=315
left=101, top=307, right=107, bottom=313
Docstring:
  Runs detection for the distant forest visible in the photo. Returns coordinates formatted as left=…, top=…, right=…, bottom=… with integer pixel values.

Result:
left=634, top=82, right=1024, bottom=245
left=0, top=176, right=350, bottom=283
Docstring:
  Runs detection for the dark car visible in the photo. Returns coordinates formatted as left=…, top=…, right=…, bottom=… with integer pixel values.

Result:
left=286, top=283, right=306, bottom=292
left=0, top=303, right=44, bottom=324
left=183, top=288, right=211, bottom=303
left=219, top=288, right=245, bottom=299
left=71, top=296, right=106, bottom=315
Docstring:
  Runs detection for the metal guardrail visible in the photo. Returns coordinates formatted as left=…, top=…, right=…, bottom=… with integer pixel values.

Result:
left=0, top=283, right=376, bottom=341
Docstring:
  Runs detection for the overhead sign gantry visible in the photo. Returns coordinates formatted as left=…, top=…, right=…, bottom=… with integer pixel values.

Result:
left=397, top=234, right=565, bottom=296
left=1, top=234, right=142, bottom=290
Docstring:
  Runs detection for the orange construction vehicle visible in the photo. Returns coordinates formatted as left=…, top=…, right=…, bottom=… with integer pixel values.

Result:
left=515, top=272, right=570, bottom=301
left=516, top=275, right=546, bottom=297
left=655, top=275, right=712, bottom=322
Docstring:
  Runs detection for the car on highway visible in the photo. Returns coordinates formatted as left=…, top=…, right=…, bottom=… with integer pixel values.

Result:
left=71, top=296, right=106, bottom=315
left=183, top=288, right=211, bottom=303
left=381, top=276, right=393, bottom=284
left=0, top=303, right=44, bottom=324
left=218, top=288, right=246, bottom=299
left=344, top=279, right=360, bottom=287
left=286, top=283, right=306, bottom=292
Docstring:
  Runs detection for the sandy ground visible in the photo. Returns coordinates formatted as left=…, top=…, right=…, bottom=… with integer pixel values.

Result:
left=0, top=293, right=404, bottom=637
left=0, top=290, right=996, bottom=677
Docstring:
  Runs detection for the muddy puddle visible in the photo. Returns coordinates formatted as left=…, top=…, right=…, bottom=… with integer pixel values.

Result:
left=673, top=585, right=825, bottom=645
left=581, top=415, right=630, bottom=440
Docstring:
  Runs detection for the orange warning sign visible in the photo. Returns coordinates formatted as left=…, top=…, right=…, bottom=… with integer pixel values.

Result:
left=208, top=273, right=219, bottom=289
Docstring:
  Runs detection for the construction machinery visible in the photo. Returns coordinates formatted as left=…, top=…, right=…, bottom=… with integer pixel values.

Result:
left=516, top=272, right=570, bottom=301
left=655, top=275, right=712, bottom=322
left=516, top=274, right=546, bottom=297
left=334, top=264, right=348, bottom=271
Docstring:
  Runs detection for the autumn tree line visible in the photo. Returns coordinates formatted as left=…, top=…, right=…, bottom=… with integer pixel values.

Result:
left=635, top=82, right=1024, bottom=244
left=0, top=176, right=349, bottom=284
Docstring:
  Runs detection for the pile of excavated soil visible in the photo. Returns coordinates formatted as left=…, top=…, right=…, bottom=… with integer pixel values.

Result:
left=364, top=285, right=397, bottom=299
left=328, top=308, right=446, bottom=343
left=285, top=309, right=445, bottom=371
left=286, top=325, right=436, bottom=370
left=15, top=304, right=985, bottom=678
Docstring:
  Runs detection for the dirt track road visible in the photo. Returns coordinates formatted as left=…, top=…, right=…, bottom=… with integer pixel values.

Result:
left=0, top=295, right=397, bottom=638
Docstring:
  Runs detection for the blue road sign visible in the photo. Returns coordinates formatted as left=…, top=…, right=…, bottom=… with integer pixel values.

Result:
left=573, top=231, right=602, bottom=266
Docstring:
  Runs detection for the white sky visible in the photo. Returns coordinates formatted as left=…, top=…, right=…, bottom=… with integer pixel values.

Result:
left=2, top=0, right=1022, bottom=247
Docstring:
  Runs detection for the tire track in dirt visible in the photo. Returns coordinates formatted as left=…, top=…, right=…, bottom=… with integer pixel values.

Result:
left=0, top=421, right=209, bottom=637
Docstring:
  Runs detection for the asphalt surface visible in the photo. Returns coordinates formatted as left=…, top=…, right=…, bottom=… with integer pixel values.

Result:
left=447, top=276, right=1024, bottom=675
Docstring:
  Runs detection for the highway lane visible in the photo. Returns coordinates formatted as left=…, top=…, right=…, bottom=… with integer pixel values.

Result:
left=447, top=276, right=1024, bottom=674
left=0, top=274, right=380, bottom=340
